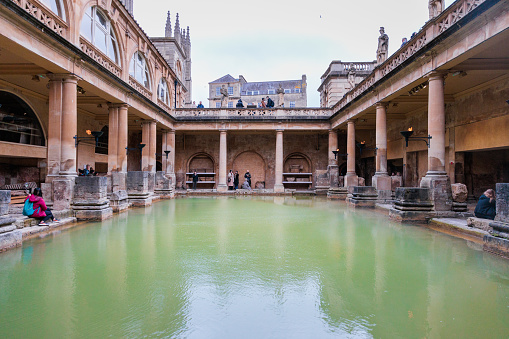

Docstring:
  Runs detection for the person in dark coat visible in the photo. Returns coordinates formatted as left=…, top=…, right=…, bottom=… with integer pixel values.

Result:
left=244, top=170, right=252, bottom=188
left=192, top=171, right=199, bottom=189
left=236, top=99, right=244, bottom=108
left=474, top=189, right=496, bottom=220
left=266, top=96, right=275, bottom=108
left=234, top=170, right=239, bottom=189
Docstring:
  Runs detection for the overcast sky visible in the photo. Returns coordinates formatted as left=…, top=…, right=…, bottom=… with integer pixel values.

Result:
left=134, top=0, right=453, bottom=107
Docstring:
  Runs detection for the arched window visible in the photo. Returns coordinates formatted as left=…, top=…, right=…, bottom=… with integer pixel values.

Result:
left=40, top=0, right=66, bottom=20
left=157, top=79, right=169, bottom=104
left=80, top=6, right=119, bottom=64
left=0, top=91, right=45, bottom=146
left=130, top=52, right=151, bottom=89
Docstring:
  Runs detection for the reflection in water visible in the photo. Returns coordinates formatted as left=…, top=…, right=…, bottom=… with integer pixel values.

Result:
left=1, top=197, right=509, bottom=338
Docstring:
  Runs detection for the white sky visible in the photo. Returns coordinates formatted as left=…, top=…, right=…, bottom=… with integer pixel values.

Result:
left=134, top=0, right=453, bottom=107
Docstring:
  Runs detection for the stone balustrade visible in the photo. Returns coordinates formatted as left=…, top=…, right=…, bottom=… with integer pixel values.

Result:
left=129, top=76, right=153, bottom=100
left=173, top=108, right=332, bottom=120
left=11, top=0, right=68, bottom=37
left=332, top=0, right=487, bottom=114
left=80, top=38, right=122, bottom=78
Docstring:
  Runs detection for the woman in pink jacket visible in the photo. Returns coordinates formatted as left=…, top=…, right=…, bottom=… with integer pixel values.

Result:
left=25, top=188, right=58, bottom=226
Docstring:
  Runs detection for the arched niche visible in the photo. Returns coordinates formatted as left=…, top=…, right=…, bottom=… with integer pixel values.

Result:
left=187, top=153, right=216, bottom=188
left=0, top=91, right=45, bottom=146
left=284, top=152, right=311, bottom=173
left=233, top=151, right=266, bottom=189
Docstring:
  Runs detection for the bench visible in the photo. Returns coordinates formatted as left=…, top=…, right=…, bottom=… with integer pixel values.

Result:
left=1, top=182, right=37, bottom=204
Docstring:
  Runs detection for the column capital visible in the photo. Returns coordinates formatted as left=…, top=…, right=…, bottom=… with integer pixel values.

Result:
left=328, top=129, right=337, bottom=134
left=47, top=73, right=80, bottom=83
left=376, top=102, right=388, bottom=109
left=347, top=119, right=356, bottom=125
left=219, top=129, right=227, bottom=133
left=275, top=129, right=284, bottom=133
left=426, top=71, right=445, bottom=81
left=108, top=102, right=129, bottom=109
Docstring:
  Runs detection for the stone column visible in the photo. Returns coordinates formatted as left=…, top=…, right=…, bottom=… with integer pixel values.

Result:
left=372, top=103, right=392, bottom=200
left=328, top=129, right=339, bottom=188
left=420, top=72, right=452, bottom=211
left=60, top=75, right=78, bottom=176
left=107, top=105, right=119, bottom=174
left=117, top=104, right=128, bottom=173
left=161, top=130, right=169, bottom=174
left=149, top=120, right=157, bottom=173
left=141, top=121, right=150, bottom=171
left=344, top=120, right=358, bottom=187
left=167, top=129, right=176, bottom=188
left=217, top=129, right=228, bottom=192
left=46, top=77, right=63, bottom=178
left=46, top=74, right=78, bottom=211
left=274, top=129, right=285, bottom=193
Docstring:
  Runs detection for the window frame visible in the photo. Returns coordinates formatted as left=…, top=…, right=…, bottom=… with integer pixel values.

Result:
left=80, top=6, right=119, bottom=64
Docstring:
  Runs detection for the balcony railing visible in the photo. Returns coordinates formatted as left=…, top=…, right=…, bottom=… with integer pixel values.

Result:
left=174, top=108, right=332, bottom=119
left=129, top=76, right=152, bottom=100
left=11, top=0, right=68, bottom=37
left=79, top=38, right=122, bottom=78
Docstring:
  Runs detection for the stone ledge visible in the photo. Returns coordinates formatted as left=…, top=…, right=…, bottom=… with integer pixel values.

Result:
left=467, top=217, right=493, bottom=232
left=431, top=218, right=489, bottom=238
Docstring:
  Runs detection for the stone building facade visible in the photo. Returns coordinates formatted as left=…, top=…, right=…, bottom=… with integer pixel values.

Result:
left=0, top=0, right=507, bottom=227
left=208, top=75, right=307, bottom=108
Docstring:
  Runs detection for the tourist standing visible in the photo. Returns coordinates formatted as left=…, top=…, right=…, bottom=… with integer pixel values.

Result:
left=228, top=170, right=234, bottom=190
left=192, top=171, right=199, bottom=189
left=234, top=170, right=239, bottom=190
left=25, top=187, right=58, bottom=226
left=236, top=99, right=244, bottom=108
left=244, top=170, right=252, bottom=188
left=266, top=96, right=275, bottom=107
left=260, top=98, right=266, bottom=108
left=197, top=101, right=204, bottom=108
left=474, top=189, right=496, bottom=220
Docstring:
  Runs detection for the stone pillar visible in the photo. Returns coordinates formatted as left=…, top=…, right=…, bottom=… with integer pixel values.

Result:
left=46, top=74, right=78, bottom=211
left=60, top=76, right=78, bottom=176
left=73, top=177, right=113, bottom=220
left=327, top=129, right=339, bottom=189
left=217, top=129, right=228, bottom=192
left=344, top=120, right=358, bottom=187
left=420, top=72, right=452, bottom=211
left=116, top=105, right=128, bottom=173
left=274, top=129, right=285, bottom=193
left=372, top=103, right=392, bottom=201
left=167, top=129, right=176, bottom=188
left=161, top=130, right=169, bottom=174
left=107, top=105, right=119, bottom=174
left=149, top=120, right=157, bottom=173
left=0, top=190, right=20, bottom=252
left=141, top=121, right=151, bottom=171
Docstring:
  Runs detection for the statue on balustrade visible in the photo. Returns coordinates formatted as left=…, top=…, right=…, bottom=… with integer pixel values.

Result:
left=429, top=0, right=445, bottom=20
left=220, top=85, right=228, bottom=108
left=276, top=84, right=285, bottom=107
left=347, top=63, right=356, bottom=89
left=376, top=27, right=389, bottom=65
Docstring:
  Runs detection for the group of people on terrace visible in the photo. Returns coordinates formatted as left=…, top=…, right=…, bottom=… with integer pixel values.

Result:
left=191, top=170, right=252, bottom=190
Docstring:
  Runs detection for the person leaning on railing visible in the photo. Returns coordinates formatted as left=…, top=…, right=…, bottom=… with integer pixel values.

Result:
left=474, top=189, right=496, bottom=220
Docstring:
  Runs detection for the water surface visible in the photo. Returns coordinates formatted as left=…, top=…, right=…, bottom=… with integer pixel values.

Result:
left=1, top=197, right=509, bottom=338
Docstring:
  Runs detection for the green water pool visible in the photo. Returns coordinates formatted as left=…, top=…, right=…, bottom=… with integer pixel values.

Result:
left=1, top=197, right=508, bottom=338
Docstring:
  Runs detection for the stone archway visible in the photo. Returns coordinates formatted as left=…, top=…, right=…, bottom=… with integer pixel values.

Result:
left=233, top=151, right=266, bottom=189
left=187, top=153, right=216, bottom=189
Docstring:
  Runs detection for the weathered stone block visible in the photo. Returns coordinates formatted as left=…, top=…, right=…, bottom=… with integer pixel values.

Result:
left=391, top=175, right=403, bottom=191
left=0, top=190, right=11, bottom=216
left=420, top=175, right=452, bottom=211
left=127, top=171, right=153, bottom=207
left=52, top=178, right=75, bottom=211
left=0, top=229, right=22, bottom=252
left=154, top=171, right=174, bottom=198
left=347, top=186, right=378, bottom=208
left=451, top=183, right=468, bottom=203
left=327, top=187, right=347, bottom=199
left=495, top=183, right=509, bottom=223
left=483, top=235, right=509, bottom=258
left=390, top=187, right=434, bottom=222
left=73, top=176, right=112, bottom=221
left=110, top=190, right=129, bottom=212
left=327, top=165, right=339, bottom=188
left=467, top=217, right=493, bottom=232
left=372, top=174, right=391, bottom=191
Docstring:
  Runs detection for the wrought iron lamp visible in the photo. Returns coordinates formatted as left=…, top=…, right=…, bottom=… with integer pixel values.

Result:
left=332, top=148, right=347, bottom=160
left=74, top=130, right=103, bottom=147
left=155, top=150, right=171, bottom=159
left=400, top=127, right=432, bottom=147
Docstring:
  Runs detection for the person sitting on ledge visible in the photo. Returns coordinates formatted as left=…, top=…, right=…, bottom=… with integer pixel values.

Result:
left=474, top=189, right=496, bottom=220
left=25, top=187, right=58, bottom=226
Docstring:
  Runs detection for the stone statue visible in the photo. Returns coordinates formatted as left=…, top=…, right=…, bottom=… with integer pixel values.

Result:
left=276, top=84, right=285, bottom=107
left=428, top=0, right=445, bottom=19
left=347, top=63, right=356, bottom=89
left=376, top=27, right=389, bottom=65
left=220, top=85, right=228, bottom=108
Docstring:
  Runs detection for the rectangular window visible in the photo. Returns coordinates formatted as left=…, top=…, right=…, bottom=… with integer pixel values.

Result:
left=268, top=89, right=275, bottom=95
left=215, top=102, right=221, bottom=108
left=284, top=89, right=291, bottom=94
left=228, top=101, right=233, bottom=108
left=216, top=87, right=220, bottom=96
left=294, top=89, right=301, bottom=93
left=228, top=86, right=234, bottom=95
left=290, top=101, right=296, bottom=108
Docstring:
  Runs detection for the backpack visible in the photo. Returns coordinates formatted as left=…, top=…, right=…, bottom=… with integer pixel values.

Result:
left=22, top=198, right=35, bottom=216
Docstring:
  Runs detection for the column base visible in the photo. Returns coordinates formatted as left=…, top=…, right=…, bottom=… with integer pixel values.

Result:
left=484, top=221, right=509, bottom=258
left=372, top=173, right=393, bottom=203
left=217, top=184, right=228, bottom=192
left=327, top=187, right=348, bottom=199
left=344, top=174, right=358, bottom=188
left=389, top=187, right=434, bottom=223
left=327, top=165, right=339, bottom=188
left=346, top=186, right=378, bottom=208
left=420, top=173, right=452, bottom=212
left=110, top=190, right=129, bottom=213
left=127, top=171, right=153, bottom=207
left=274, top=184, right=285, bottom=193
left=73, top=176, right=113, bottom=221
